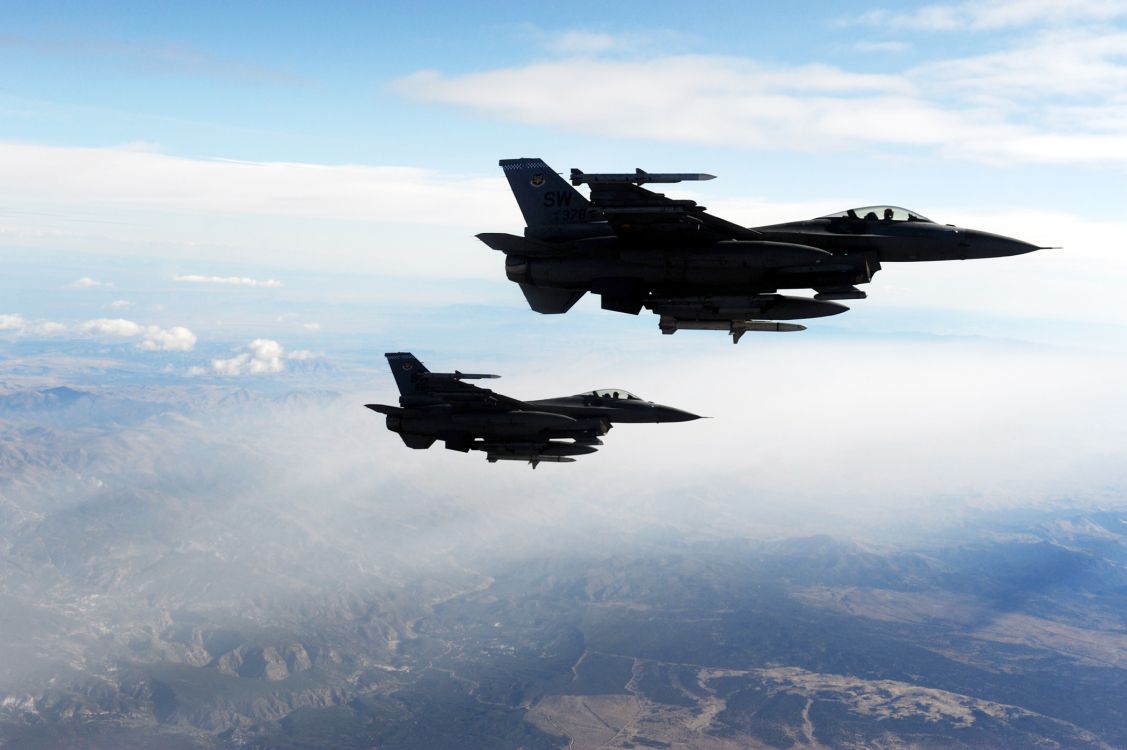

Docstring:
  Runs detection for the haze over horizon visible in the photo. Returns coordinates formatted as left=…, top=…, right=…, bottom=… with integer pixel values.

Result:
left=3, top=2, right=1127, bottom=747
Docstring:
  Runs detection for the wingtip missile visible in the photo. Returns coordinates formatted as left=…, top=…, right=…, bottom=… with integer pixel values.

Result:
left=570, top=167, right=716, bottom=186
left=454, top=370, right=500, bottom=379
left=422, top=370, right=500, bottom=381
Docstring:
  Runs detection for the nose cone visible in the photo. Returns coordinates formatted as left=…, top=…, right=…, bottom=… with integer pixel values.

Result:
left=653, top=405, right=702, bottom=423
left=962, top=229, right=1042, bottom=259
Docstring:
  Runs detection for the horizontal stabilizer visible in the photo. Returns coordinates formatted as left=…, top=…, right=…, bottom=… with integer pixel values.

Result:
left=365, top=403, right=401, bottom=415
left=520, top=284, right=586, bottom=314
left=476, top=233, right=571, bottom=258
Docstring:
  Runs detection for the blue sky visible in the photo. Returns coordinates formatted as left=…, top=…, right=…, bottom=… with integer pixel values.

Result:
left=7, top=1, right=1127, bottom=181
left=4, top=6, right=1125, bottom=309
left=2, top=2, right=1127, bottom=408
left=3, top=4, right=1125, bottom=280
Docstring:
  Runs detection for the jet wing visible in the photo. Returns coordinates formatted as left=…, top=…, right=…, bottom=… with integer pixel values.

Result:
left=412, top=382, right=530, bottom=412
left=394, top=374, right=530, bottom=412
left=587, top=182, right=761, bottom=244
left=473, top=390, right=531, bottom=412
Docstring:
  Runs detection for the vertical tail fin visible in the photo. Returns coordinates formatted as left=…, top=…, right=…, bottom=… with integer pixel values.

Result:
left=385, top=352, right=428, bottom=396
left=499, top=158, right=593, bottom=227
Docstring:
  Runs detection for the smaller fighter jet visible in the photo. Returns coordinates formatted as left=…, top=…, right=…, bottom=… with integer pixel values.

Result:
left=367, top=352, right=700, bottom=467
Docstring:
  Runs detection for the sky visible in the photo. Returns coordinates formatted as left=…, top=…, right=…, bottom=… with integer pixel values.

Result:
left=3, top=0, right=1127, bottom=520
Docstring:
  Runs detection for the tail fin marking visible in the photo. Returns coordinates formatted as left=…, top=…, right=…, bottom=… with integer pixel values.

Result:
left=384, top=352, right=429, bottom=397
left=499, top=158, right=593, bottom=227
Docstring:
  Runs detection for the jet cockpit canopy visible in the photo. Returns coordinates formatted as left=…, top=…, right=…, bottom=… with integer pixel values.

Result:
left=820, top=206, right=933, bottom=223
left=588, top=388, right=642, bottom=401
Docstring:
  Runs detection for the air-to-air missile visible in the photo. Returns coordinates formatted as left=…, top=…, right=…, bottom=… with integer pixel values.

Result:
left=569, top=168, right=716, bottom=185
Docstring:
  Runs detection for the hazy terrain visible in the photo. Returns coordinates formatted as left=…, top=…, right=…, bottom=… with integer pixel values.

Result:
left=3, top=350, right=1127, bottom=749
left=7, top=3, right=1127, bottom=747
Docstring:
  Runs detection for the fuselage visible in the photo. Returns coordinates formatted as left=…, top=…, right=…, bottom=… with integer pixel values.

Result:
left=506, top=241, right=872, bottom=294
left=527, top=390, right=701, bottom=423
left=754, top=210, right=1041, bottom=262
left=507, top=206, right=1040, bottom=297
left=383, top=405, right=608, bottom=444
left=374, top=389, right=699, bottom=447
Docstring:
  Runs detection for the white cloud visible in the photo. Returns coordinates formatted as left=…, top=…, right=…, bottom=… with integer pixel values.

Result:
left=138, top=326, right=197, bottom=352
left=0, top=313, right=65, bottom=337
left=174, top=274, right=283, bottom=287
left=66, top=276, right=111, bottom=288
left=78, top=318, right=143, bottom=337
left=918, top=29, right=1127, bottom=100
left=209, top=338, right=310, bottom=376
left=2, top=313, right=194, bottom=349
left=546, top=30, right=622, bottom=55
left=108, top=299, right=134, bottom=309
left=393, top=58, right=918, bottom=149
left=77, top=317, right=197, bottom=351
left=286, top=349, right=315, bottom=361
left=0, top=142, right=507, bottom=226
left=537, top=28, right=690, bottom=56
left=392, top=31, right=1127, bottom=166
left=856, top=0, right=1127, bottom=31
left=0, top=141, right=515, bottom=279
left=0, top=314, right=27, bottom=331
left=852, top=41, right=912, bottom=53
left=272, top=314, right=319, bottom=333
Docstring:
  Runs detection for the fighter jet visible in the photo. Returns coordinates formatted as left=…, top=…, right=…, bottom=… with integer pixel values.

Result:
left=479, top=158, right=1050, bottom=342
left=366, top=352, right=700, bottom=467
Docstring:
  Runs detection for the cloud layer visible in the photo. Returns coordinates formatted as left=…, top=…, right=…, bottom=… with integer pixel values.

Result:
left=174, top=274, right=283, bottom=288
left=77, top=318, right=197, bottom=351
left=856, top=0, right=1127, bottom=31
left=0, top=141, right=515, bottom=278
left=65, top=277, right=111, bottom=289
left=0, top=313, right=67, bottom=337
left=2, top=313, right=196, bottom=352
left=0, top=142, right=508, bottom=226
left=393, top=21, right=1127, bottom=166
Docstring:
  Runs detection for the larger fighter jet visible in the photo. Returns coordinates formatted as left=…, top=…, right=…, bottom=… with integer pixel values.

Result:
left=366, top=352, right=700, bottom=467
left=478, top=158, right=1050, bottom=342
